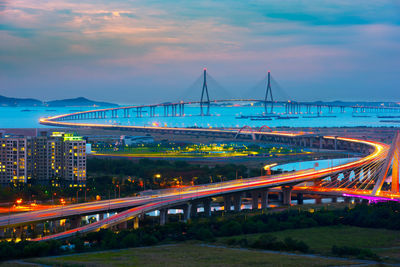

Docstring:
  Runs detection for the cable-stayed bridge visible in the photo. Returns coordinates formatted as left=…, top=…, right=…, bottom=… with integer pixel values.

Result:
left=42, top=68, right=400, bottom=123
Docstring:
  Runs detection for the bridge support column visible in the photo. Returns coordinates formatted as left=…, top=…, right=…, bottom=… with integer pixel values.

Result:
left=233, top=193, right=242, bottom=212
left=160, top=208, right=168, bottom=226
left=296, top=193, right=304, bottom=205
left=203, top=198, right=211, bottom=217
left=282, top=186, right=292, bottom=206
left=278, top=192, right=283, bottom=202
left=133, top=217, right=139, bottom=229
left=118, top=221, right=127, bottom=230
left=183, top=203, right=191, bottom=222
left=224, top=195, right=232, bottom=212
left=15, top=226, right=23, bottom=240
left=331, top=197, right=337, bottom=203
left=70, top=216, right=82, bottom=229
left=261, top=190, right=269, bottom=209
left=190, top=201, right=198, bottom=218
left=315, top=196, right=322, bottom=204
left=251, top=191, right=259, bottom=210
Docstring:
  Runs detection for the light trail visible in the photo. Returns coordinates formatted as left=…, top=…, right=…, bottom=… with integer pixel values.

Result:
left=4, top=100, right=388, bottom=240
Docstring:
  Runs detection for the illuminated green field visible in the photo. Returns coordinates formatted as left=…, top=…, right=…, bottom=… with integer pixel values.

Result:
left=93, top=142, right=309, bottom=158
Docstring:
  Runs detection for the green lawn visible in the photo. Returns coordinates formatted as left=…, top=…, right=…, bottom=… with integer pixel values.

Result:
left=218, top=225, right=400, bottom=261
left=25, top=243, right=362, bottom=267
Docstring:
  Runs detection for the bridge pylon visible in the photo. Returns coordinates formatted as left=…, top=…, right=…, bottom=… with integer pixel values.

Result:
left=372, top=131, right=400, bottom=195
left=264, top=70, right=274, bottom=114
left=200, top=68, right=210, bottom=116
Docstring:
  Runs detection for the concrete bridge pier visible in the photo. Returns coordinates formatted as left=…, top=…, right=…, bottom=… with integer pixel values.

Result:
left=331, top=197, right=337, bottom=203
left=224, top=195, right=232, bottom=212
left=190, top=201, right=198, bottom=218
left=261, top=190, right=269, bottom=209
left=15, top=226, right=24, bottom=240
left=183, top=203, right=192, bottom=222
left=296, top=193, right=304, bottom=205
left=233, top=193, right=242, bottom=212
left=282, top=186, right=292, bottom=205
left=118, top=221, right=127, bottom=230
left=203, top=198, right=211, bottom=217
left=133, top=217, right=139, bottom=229
left=315, top=196, right=322, bottom=204
left=251, top=191, right=259, bottom=210
left=160, top=208, right=168, bottom=226
left=70, top=216, right=82, bottom=229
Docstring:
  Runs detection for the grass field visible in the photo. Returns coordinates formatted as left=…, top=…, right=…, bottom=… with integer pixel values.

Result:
left=22, top=243, right=364, bottom=267
left=218, top=225, right=400, bottom=261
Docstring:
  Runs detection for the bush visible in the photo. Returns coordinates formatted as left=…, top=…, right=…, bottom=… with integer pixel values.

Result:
left=283, top=237, right=309, bottom=253
left=121, top=233, right=139, bottom=248
left=219, top=221, right=242, bottom=236
left=251, top=235, right=309, bottom=253
left=331, top=245, right=380, bottom=261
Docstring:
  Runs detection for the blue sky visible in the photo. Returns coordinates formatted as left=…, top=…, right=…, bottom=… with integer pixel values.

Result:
left=0, top=0, right=399, bottom=104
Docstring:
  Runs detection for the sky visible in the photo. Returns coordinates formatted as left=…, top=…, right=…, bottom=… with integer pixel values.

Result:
left=0, top=0, right=399, bottom=104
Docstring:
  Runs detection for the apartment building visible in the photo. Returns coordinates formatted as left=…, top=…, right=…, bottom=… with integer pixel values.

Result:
left=0, top=132, right=86, bottom=187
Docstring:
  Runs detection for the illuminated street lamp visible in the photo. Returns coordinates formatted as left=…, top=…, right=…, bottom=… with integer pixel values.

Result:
left=76, top=189, right=82, bottom=203
left=116, top=185, right=120, bottom=198
left=16, top=198, right=23, bottom=206
left=85, top=188, right=89, bottom=202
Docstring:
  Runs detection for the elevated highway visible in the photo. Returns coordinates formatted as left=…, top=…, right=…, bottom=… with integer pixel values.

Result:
left=4, top=100, right=391, bottom=241
left=0, top=133, right=392, bottom=241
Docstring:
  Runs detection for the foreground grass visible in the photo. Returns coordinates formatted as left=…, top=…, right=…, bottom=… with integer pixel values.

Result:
left=26, top=243, right=362, bottom=267
left=219, top=225, right=400, bottom=261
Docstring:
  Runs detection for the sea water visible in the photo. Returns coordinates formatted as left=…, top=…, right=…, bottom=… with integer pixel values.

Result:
left=0, top=104, right=399, bottom=128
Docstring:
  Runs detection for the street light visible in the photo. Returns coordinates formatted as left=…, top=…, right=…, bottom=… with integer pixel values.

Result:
left=16, top=198, right=23, bottom=206
left=76, top=189, right=82, bottom=203
left=85, top=188, right=89, bottom=202
left=116, top=185, right=120, bottom=198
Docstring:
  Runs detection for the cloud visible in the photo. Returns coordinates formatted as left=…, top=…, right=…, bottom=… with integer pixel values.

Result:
left=0, top=0, right=399, bottom=102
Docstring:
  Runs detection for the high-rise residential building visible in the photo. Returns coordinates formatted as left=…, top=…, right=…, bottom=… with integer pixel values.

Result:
left=0, top=136, right=28, bottom=185
left=0, top=132, right=86, bottom=187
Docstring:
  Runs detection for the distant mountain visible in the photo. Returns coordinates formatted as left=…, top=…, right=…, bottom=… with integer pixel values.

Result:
left=0, top=95, right=43, bottom=106
left=0, top=95, right=118, bottom=107
left=46, top=97, right=118, bottom=107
